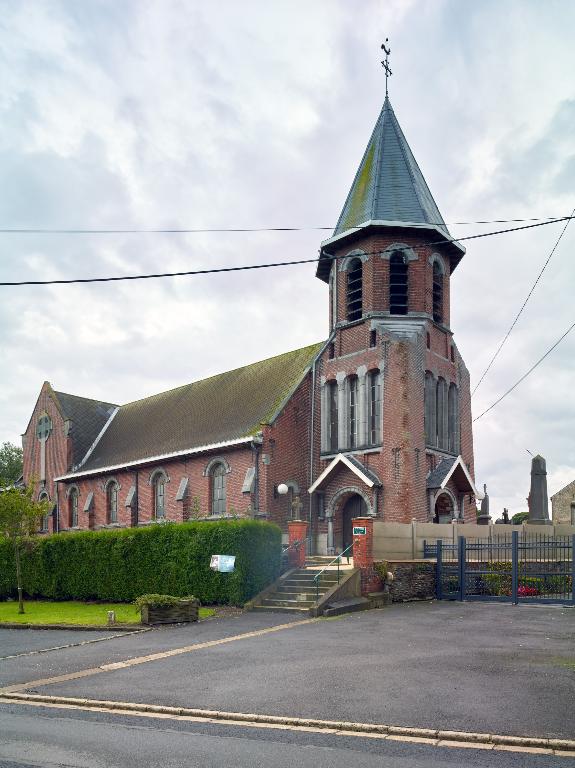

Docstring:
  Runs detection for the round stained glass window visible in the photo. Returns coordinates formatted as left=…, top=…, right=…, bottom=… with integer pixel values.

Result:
left=36, top=414, right=52, bottom=440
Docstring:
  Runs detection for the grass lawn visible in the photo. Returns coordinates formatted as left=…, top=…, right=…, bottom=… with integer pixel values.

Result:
left=0, top=600, right=215, bottom=626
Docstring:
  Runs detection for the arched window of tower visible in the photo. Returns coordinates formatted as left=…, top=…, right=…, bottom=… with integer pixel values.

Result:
left=433, top=261, right=444, bottom=324
left=436, top=377, right=448, bottom=451
left=389, top=250, right=408, bottom=315
left=346, top=258, right=363, bottom=321
left=424, top=372, right=437, bottom=448
left=347, top=374, right=359, bottom=449
left=327, top=380, right=338, bottom=452
left=448, top=383, right=459, bottom=454
left=368, top=369, right=382, bottom=446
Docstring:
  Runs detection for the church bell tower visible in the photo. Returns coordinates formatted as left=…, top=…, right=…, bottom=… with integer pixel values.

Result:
left=309, top=45, right=477, bottom=547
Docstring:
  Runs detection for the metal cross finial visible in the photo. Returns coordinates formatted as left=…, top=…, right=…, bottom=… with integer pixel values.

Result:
left=381, top=38, right=392, bottom=98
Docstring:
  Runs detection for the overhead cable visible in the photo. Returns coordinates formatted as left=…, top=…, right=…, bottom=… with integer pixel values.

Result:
left=472, top=205, right=575, bottom=396
left=473, top=319, right=575, bottom=422
left=0, top=215, right=570, bottom=235
left=0, top=217, right=570, bottom=287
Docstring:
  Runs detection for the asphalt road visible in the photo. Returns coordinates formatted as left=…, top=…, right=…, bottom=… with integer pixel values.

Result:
left=4, top=602, right=572, bottom=739
left=0, top=611, right=290, bottom=687
left=1, top=703, right=572, bottom=768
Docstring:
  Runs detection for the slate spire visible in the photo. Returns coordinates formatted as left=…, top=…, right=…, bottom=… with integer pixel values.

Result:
left=333, top=96, right=451, bottom=239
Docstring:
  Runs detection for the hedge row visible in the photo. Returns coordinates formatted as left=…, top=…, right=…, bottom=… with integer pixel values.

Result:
left=0, top=519, right=282, bottom=605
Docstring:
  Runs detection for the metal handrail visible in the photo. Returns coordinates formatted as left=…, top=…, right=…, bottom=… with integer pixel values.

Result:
left=282, top=537, right=308, bottom=555
left=313, top=543, right=354, bottom=602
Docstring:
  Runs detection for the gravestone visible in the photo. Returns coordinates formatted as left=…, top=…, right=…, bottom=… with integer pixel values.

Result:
left=477, top=483, right=491, bottom=525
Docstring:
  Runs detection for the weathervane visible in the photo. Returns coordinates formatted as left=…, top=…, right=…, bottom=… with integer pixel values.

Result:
left=381, top=38, right=392, bottom=97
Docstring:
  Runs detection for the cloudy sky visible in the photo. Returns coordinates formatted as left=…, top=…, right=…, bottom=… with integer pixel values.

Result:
left=1, top=0, right=574, bottom=515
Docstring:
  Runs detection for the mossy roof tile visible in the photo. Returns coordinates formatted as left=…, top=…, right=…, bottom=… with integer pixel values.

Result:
left=75, top=342, right=323, bottom=473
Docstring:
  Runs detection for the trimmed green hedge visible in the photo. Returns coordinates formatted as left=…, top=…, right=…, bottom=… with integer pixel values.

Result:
left=0, top=520, right=281, bottom=605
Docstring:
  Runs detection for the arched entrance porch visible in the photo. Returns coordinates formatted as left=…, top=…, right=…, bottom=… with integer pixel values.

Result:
left=325, top=487, right=371, bottom=554
left=433, top=490, right=457, bottom=524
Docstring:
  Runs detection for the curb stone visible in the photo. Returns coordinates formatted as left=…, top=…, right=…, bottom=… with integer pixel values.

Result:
left=1, top=692, right=574, bottom=755
left=0, top=623, right=144, bottom=631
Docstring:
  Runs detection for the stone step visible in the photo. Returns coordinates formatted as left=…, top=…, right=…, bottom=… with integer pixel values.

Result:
left=262, top=598, right=315, bottom=608
left=252, top=605, right=310, bottom=614
left=275, top=590, right=329, bottom=600
left=280, top=582, right=337, bottom=593
left=283, top=574, right=340, bottom=583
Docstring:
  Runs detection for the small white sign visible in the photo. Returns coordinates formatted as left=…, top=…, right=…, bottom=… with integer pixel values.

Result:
left=210, top=555, right=236, bottom=573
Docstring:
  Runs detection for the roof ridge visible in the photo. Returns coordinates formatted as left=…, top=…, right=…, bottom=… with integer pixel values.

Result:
left=120, top=341, right=325, bottom=409
left=385, top=99, right=427, bottom=224
left=54, top=390, right=118, bottom=408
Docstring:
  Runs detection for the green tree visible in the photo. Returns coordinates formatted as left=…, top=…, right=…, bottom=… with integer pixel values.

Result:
left=511, top=511, right=529, bottom=525
left=0, top=485, right=51, bottom=613
left=0, top=442, right=24, bottom=486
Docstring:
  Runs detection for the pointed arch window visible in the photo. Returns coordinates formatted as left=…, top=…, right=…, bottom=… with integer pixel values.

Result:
left=368, top=370, right=382, bottom=446
left=346, top=258, right=363, bottom=321
left=389, top=250, right=408, bottom=314
left=153, top=474, right=166, bottom=520
left=106, top=481, right=119, bottom=524
left=433, top=261, right=443, bottom=324
left=326, top=380, right=339, bottom=452
left=39, top=491, right=50, bottom=532
left=210, top=462, right=226, bottom=516
left=68, top=487, right=79, bottom=528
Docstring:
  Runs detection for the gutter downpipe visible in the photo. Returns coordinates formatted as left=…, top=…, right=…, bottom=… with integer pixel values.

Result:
left=251, top=435, right=262, bottom=517
left=309, top=330, right=336, bottom=554
left=134, top=469, right=139, bottom=526
left=55, top=480, right=60, bottom=533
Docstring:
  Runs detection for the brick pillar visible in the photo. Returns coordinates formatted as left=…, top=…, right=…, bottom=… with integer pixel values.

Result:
left=288, top=520, right=308, bottom=568
left=352, top=517, right=381, bottom=594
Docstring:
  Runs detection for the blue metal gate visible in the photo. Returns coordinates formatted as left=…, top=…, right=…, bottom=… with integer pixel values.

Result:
left=433, top=532, right=574, bottom=605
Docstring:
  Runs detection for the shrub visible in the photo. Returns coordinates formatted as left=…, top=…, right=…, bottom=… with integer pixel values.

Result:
left=134, top=594, right=198, bottom=608
left=0, top=519, right=281, bottom=605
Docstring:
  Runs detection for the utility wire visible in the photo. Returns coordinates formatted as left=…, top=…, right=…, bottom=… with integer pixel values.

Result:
left=0, top=217, right=570, bottom=287
left=471, top=205, right=575, bottom=397
left=0, top=215, right=570, bottom=235
left=473, top=319, right=575, bottom=422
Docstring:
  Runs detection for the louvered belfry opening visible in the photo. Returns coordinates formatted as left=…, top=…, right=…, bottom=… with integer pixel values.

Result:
left=389, top=250, right=408, bottom=314
left=433, top=261, right=443, bottom=323
left=346, top=258, right=363, bottom=321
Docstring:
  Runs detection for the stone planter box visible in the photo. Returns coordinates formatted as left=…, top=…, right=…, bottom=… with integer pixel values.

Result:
left=140, top=599, right=200, bottom=625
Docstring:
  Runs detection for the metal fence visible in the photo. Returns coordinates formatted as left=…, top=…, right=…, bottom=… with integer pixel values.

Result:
left=434, top=532, right=574, bottom=605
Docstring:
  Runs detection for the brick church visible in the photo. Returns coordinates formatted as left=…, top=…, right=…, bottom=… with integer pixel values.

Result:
left=22, top=93, right=479, bottom=553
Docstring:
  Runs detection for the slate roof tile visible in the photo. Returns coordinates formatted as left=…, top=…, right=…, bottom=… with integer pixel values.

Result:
left=70, top=342, right=323, bottom=475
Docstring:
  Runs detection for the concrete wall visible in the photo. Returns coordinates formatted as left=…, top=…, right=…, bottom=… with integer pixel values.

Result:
left=373, top=520, right=575, bottom=560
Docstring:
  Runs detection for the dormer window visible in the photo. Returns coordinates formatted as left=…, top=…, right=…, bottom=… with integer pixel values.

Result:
left=346, top=258, right=363, bottom=321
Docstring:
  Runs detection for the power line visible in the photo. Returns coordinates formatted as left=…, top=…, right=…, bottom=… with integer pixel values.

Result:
left=472, top=205, right=575, bottom=397
left=473, top=319, right=575, bottom=422
left=0, top=215, right=570, bottom=235
left=0, top=216, right=570, bottom=287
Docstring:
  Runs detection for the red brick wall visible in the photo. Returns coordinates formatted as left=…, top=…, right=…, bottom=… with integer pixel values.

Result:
left=53, top=445, right=256, bottom=533
left=260, top=373, right=314, bottom=532
left=311, top=228, right=475, bottom=527
left=22, top=382, right=72, bottom=532
left=331, top=233, right=452, bottom=329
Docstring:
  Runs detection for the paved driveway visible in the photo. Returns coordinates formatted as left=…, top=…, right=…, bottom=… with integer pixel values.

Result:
left=1, top=602, right=574, bottom=739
